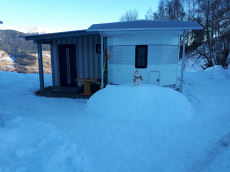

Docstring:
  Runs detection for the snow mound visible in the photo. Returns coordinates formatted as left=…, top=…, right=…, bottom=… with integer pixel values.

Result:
left=87, top=85, right=193, bottom=123
left=204, top=65, right=229, bottom=77
left=205, top=65, right=224, bottom=72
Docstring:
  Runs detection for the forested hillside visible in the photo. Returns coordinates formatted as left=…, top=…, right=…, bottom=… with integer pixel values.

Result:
left=0, top=30, right=50, bottom=73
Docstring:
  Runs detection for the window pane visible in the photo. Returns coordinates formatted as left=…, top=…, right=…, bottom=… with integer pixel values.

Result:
left=135, top=45, right=147, bottom=68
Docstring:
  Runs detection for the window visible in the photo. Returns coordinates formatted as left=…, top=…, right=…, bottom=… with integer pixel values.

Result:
left=135, top=45, right=148, bottom=68
left=96, top=44, right=104, bottom=54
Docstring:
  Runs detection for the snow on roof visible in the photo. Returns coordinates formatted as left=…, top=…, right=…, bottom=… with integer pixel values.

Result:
left=87, top=20, right=203, bottom=32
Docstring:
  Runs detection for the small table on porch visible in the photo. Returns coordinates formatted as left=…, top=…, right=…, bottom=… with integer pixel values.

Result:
left=75, top=78, right=98, bottom=96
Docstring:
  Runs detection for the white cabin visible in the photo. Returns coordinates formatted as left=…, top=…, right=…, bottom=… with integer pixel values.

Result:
left=106, top=33, right=180, bottom=87
left=25, top=20, right=203, bottom=94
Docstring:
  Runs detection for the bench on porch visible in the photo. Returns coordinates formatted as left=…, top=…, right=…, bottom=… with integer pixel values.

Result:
left=75, top=78, right=99, bottom=96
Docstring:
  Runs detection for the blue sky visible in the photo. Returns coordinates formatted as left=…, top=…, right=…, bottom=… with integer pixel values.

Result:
left=0, top=0, right=158, bottom=32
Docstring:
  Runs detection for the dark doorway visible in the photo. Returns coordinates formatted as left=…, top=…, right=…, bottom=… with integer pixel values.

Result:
left=58, top=44, right=78, bottom=87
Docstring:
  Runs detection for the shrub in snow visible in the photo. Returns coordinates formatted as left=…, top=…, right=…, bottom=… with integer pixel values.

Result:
left=87, top=85, right=193, bottom=123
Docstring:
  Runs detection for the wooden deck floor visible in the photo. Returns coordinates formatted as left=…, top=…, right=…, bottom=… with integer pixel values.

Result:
left=36, top=88, right=94, bottom=99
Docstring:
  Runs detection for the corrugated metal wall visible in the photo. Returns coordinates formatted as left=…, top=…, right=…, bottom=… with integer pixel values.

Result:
left=52, top=35, right=101, bottom=87
left=75, top=36, right=101, bottom=78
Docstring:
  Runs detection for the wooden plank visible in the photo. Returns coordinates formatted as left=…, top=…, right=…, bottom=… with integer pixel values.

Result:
left=82, top=81, right=93, bottom=96
left=75, top=78, right=98, bottom=82
left=75, top=78, right=98, bottom=96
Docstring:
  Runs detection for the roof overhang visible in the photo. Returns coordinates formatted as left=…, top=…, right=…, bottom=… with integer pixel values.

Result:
left=102, top=30, right=185, bottom=36
left=24, top=20, right=203, bottom=44
left=24, top=30, right=99, bottom=44
left=87, top=27, right=202, bottom=32
left=87, top=20, right=203, bottom=36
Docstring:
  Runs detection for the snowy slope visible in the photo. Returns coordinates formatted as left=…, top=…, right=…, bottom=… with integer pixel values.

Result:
left=15, top=26, right=53, bottom=34
left=0, top=51, right=14, bottom=63
left=0, top=26, right=53, bottom=34
left=179, top=55, right=207, bottom=72
left=179, top=40, right=230, bottom=72
left=0, top=68, right=230, bottom=172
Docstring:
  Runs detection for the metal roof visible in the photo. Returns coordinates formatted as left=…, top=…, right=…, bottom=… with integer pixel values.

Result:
left=87, top=20, right=203, bottom=32
left=24, top=30, right=99, bottom=41
left=24, top=20, right=203, bottom=43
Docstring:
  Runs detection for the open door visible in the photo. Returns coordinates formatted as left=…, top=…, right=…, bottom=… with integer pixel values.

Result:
left=58, top=44, right=78, bottom=87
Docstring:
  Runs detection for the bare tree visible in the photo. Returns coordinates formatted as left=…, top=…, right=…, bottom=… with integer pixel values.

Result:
left=145, top=0, right=230, bottom=68
left=146, top=0, right=185, bottom=20
left=145, top=0, right=167, bottom=20
left=157, top=0, right=167, bottom=19
left=191, top=0, right=230, bottom=68
left=145, top=7, right=154, bottom=20
left=119, top=9, right=139, bottom=22
left=165, top=0, right=186, bottom=20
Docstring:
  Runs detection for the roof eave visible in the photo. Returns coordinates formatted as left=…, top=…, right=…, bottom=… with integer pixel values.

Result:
left=25, top=30, right=99, bottom=41
left=87, top=27, right=203, bottom=32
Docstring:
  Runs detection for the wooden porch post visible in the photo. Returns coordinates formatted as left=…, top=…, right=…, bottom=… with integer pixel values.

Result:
left=37, top=43, right=44, bottom=95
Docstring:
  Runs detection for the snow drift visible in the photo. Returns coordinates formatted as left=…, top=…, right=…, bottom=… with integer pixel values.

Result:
left=204, top=65, right=226, bottom=74
left=1, top=69, right=230, bottom=171
left=0, top=113, right=91, bottom=171
left=87, top=85, right=193, bottom=123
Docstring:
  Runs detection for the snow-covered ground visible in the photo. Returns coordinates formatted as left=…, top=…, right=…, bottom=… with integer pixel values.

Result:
left=0, top=55, right=13, bottom=63
left=0, top=51, right=14, bottom=64
left=0, top=67, right=230, bottom=172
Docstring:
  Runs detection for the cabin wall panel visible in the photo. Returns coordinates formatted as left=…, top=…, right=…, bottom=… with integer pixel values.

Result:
left=83, top=37, right=88, bottom=77
left=107, top=33, right=179, bottom=86
left=108, top=34, right=178, bottom=46
left=88, top=37, right=94, bottom=78
left=52, top=35, right=101, bottom=87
